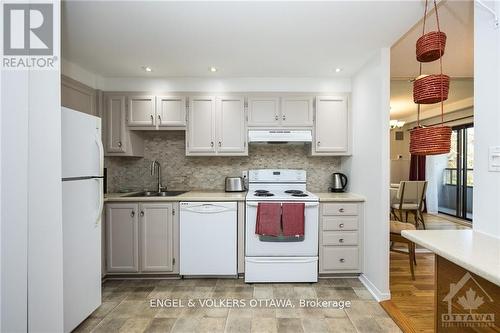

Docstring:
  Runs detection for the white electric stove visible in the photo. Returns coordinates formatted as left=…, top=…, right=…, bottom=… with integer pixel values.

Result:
left=245, top=169, right=319, bottom=283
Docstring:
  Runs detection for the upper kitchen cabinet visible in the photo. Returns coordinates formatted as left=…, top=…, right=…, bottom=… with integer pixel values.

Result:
left=247, top=97, right=280, bottom=127
left=186, top=96, right=217, bottom=155
left=61, top=75, right=97, bottom=116
left=216, top=96, right=247, bottom=155
left=103, top=93, right=144, bottom=157
left=127, top=95, right=156, bottom=127
left=248, top=96, right=313, bottom=127
left=156, top=96, right=187, bottom=128
left=123, top=94, right=186, bottom=130
left=281, top=96, right=313, bottom=127
left=186, top=95, right=247, bottom=156
left=312, top=96, right=351, bottom=156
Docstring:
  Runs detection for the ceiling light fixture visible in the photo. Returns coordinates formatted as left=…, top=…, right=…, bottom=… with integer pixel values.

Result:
left=209, top=66, right=218, bottom=72
left=390, top=120, right=406, bottom=129
left=142, top=66, right=152, bottom=72
left=335, top=68, right=342, bottom=73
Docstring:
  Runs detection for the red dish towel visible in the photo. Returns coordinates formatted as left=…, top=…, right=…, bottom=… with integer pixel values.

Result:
left=282, top=203, right=305, bottom=237
left=255, top=203, right=281, bottom=236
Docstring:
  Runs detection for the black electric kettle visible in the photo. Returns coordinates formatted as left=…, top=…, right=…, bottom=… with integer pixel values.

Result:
left=330, top=173, right=348, bottom=192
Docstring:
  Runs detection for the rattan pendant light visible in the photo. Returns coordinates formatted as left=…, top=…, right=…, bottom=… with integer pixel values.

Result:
left=410, top=0, right=452, bottom=156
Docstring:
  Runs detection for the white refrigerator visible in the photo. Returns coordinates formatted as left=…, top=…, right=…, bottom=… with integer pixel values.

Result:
left=61, top=107, right=104, bottom=332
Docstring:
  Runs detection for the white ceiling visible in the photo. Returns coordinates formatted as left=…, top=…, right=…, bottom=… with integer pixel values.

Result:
left=391, top=0, right=474, bottom=79
left=389, top=0, right=474, bottom=120
left=62, top=1, right=424, bottom=78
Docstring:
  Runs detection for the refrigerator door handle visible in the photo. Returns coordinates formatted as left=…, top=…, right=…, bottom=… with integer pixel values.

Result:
left=95, top=133, right=104, bottom=174
left=94, top=178, right=104, bottom=226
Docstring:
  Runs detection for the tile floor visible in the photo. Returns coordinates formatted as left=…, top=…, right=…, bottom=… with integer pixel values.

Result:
left=75, top=278, right=401, bottom=333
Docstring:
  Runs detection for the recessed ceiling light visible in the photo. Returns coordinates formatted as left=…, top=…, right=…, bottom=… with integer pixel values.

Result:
left=209, top=66, right=218, bottom=72
left=142, top=66, right=152, bottom=72
left=335, top=68, right=342, bottom=73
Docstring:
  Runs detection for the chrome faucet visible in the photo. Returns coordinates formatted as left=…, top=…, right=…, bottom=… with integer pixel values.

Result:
left=150, top=160, right=164, bottom=192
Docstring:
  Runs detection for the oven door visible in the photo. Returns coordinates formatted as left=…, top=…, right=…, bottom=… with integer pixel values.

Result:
left=245, top=201, right=319, bottom=256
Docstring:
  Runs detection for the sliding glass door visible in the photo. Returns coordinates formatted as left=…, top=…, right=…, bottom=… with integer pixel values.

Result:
left=438, top=124, right=473, bottom=221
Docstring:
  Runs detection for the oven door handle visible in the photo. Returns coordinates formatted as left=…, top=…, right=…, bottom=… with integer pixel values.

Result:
left=246, top=202, right=319, bottom=207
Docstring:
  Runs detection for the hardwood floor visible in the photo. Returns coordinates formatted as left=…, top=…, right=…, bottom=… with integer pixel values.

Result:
left=385, top=214, right=470, bottom=333
left=388, top=252, right=435, bottom=333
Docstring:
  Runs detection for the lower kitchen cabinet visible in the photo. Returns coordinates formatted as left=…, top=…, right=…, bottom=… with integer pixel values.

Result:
left=105, top=202, right=177, bottom=274
left=140, top=203, right=174, bottom=272
left=319, top=202, right=363, bottom=274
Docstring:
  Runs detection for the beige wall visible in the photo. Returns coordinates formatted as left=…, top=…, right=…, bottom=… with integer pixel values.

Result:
left=105, top=131, right=341, bottom=192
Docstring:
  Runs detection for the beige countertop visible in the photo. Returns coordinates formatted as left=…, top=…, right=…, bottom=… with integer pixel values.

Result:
left=402, top=230, right=500, bottom=287
left=105, top=191, right=247, bottom=202
left=315, top=192, right=366, bottom=202
left=105, top=191, right=365, bottom=202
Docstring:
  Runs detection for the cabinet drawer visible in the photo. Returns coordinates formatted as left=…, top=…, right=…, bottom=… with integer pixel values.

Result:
left=323, top=203, right=358, bottom=216
left=322, top=231, right=358, bottom=246
left=322, top=216, right=358, bottom=231
left=321, top=247, right=359, bottom=271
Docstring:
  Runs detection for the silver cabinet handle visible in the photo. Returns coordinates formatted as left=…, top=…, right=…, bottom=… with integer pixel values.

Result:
left=210, top=142, right=214, bottom=147
left=150, top=114, right=154, bottom=124
left=339, top=208, right=345, bottom=213
left=140, top=211, right=144, bottom=217
left=130, top=211, right=135, bottom=217
left=317, top=141, right=321, bottom=147
left=218, top=141, right=222, bottom=147
left=282, top=114, right=286, bottom=121
left=158, top=114, right=162, bottom=124
left=339, top=238, right=344, bottom=243
left=339, top=223, right=344, bottom=228
left=275, top=115, right=279, bottom=121
left=118, top=141, right=122, bottom=147
left=339, top=258, right=345, bottom=263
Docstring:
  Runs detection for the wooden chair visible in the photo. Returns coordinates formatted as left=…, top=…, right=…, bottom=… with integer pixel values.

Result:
left=391, top=181, right=427, bottom=229
left=390, top=220, right=417, bottom=280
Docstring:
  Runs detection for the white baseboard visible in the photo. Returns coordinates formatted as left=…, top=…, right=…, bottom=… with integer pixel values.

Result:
left=359, top=274, right=391, bottom=302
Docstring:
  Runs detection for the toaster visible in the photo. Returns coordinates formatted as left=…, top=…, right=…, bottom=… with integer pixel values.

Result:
left=225, top=177, right=245, bottom=192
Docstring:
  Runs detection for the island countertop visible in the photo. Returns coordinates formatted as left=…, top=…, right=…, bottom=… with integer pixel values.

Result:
left=402, top=229, right=500, bottom=287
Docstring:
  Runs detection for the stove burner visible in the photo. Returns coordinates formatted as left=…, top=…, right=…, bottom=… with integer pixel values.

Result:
left=285, top=190, right=304, bottom=195
left=291, top=193, right=309, bottom=197
left=254, top=192, right=275, bottom=197
left=254, top=190, right=270, bottom=194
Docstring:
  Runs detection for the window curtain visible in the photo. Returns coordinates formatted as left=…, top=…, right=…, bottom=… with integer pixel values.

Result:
left=409, top=155, right=426, bottom=181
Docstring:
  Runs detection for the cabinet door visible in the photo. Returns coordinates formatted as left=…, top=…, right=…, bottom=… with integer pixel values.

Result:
left=139, top=203, right=174, bottom=272
left=247, top=97, right=280, bottom=127
left=281, top=97, right=313, bottom=127
left=314, top=96, right=350, bottom=155
left=106, top=203, right=139, bottom=273
left=127, top=95, right=156, bottom=127
left=156, top=96, right=186, bottom=127
left=216, top=96, right=247, bottom=155
left=186, top=96, right=216, bottom=154
left=105, top=95, right=126, bottom=153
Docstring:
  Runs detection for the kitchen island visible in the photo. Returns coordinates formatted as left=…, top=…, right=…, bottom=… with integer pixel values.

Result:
left=402, top=230, right=500, bottom=332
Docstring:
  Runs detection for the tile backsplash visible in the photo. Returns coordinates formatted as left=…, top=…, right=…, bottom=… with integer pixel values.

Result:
left=105, top=131, right=341, bottom=192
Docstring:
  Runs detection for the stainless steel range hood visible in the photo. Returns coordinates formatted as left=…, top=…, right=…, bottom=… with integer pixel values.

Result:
left=248, top=130, right=312, bottom=144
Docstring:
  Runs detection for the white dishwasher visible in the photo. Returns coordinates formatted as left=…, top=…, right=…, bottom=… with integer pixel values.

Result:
left=180, top=202, right=237, bottom=275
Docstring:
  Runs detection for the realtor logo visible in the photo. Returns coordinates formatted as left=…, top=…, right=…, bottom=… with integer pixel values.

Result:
left=441, top=272, right=495, bottom=328
left=2, top=3, right=56, bottom=69
left=3, top=3, right=53, bottom=55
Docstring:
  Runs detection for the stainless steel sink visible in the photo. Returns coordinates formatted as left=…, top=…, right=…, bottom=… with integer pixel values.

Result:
left=124, top=190, right=187, bottom=197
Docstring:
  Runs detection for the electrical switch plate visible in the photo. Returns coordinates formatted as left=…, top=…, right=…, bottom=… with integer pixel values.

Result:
left=489, top=146, right=500, bottom=172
